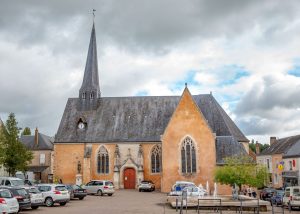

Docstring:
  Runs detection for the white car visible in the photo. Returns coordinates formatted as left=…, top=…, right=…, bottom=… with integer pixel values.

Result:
left=283, top=186, right=300, bottom=209
left=183, top=186, right=207, bottom=197
left=0, top=177, right=24, bottom=187
left=85, top=180, right=115, bottom=196
left=24, top=186, right=44, bottom=209
left=37, top=184, right=70, bottom=207
left=0, top=188, right=19, bottom=214
left=169, top=181, right=197, bottom=196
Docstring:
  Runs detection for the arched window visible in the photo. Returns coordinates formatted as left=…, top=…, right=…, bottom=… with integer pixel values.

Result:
left=90, top=92, right=94, bottom=100
left=82, top=92, right=86, bottom=99
left=181, top=137, right=196, bottom=174
left=151, top=145, right=162, bottom=173
left=97, top=146, right=109, bottom=174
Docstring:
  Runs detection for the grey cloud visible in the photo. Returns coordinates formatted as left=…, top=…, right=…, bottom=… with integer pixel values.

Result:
left=235, top=75, right=300, bottom=116
left=1, top=0, right=300, bottom=53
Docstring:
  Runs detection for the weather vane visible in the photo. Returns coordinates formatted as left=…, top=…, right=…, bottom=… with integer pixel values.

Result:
left=93, top=9, right=96, bottom=20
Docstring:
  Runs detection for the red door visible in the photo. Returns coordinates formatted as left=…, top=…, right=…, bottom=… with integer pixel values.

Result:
left=124, top=168, right=136, bottom=189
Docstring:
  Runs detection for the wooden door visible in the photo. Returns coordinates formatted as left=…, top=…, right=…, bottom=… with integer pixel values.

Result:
left=124, top=168, right=136, bottom=189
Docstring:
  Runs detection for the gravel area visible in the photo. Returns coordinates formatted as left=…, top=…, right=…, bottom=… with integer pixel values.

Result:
left=18, top=190, right=300, bottom=214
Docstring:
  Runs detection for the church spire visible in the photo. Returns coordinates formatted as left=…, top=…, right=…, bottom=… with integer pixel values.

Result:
left=79, top=21, right=100, bottom=111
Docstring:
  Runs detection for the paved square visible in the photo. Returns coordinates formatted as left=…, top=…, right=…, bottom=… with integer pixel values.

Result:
left=18, top=190, right=299, bottom=214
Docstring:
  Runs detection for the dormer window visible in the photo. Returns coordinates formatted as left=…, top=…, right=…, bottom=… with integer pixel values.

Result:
left=90, top=92, right=94, bottom=100
left=82, top=92, right=86, bottom=99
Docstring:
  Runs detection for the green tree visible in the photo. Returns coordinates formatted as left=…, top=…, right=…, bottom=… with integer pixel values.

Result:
left=214, top=155, right=268, bottom=191
left=21, top=127, right=31, bottom=136
left=0, top=113, right=33, bottom=176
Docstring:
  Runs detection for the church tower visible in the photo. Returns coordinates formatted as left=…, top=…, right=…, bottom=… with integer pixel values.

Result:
left=78, top=22, right=100, bottom=111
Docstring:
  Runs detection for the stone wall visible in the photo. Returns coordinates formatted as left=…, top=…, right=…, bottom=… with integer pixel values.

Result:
left=161, top=88, right=217, bottom=193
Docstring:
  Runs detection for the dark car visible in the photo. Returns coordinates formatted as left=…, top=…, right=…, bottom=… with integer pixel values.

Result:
left=1, top=186, right=31, bottom=211
left=138, top=181, right=155, bottom=192
left=260, top=188, right=276, bottom=201
left=65, top=184, right=87, bottom=200
left=270, top=190, right=284, bottom=206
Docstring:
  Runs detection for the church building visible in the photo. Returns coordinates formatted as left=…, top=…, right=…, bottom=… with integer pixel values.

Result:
left=54, top=23, right=249, bottom=194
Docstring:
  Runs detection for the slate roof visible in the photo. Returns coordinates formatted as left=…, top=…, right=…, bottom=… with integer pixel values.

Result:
left=283, top=139, right=300, bottom=158
left=259, top=135, right=300, bottom=156
left=215, top=136, right=248, bottom=164
left=20, top=133, right=54, bottom=151
left=79, top=23, right=100, bottom=96
left=55, top=94, right=248, bottom=143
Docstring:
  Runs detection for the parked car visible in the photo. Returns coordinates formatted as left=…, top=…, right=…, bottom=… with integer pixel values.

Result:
left=260, top=188, right=276, bottom=201
left=85, top=180, right=114, bottom=196
left=270, top=190, right=284, bottom=206
left=65, top=184, right=87, bottom=200
left=0, top=177, right=25, bottom=187
left=25, top=186, right=44, bottom=209
left=169, top=181, right=197, bottom=196
left=37, top=184, right=70, bottom=207
left=138, top=181, right=155, bottom=192
left=283, top=186, right=300, bottom=209
left=1, top=186, right=31, bottom=211
left=183, top=186, right=207, bottom=197
left=0, top=188, right=19, bottom=214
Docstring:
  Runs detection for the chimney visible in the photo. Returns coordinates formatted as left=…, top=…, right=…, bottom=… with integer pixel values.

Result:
left=270, top=136, right=276, bottom=146
left=255, top=141, right=260, bottom=154
left=35, top=128, right=39, bottom=146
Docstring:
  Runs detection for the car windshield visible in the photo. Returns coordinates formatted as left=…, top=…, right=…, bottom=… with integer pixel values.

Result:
left=72, top=185, right=81, bottom=189
left=276, top=190, right=284, bottom=196
left=141, top=181, right=150, bottom=184
left=174, top=183, right=196, bottom=191
left=0, top=190, right=13, bottom=198
left=11, top=188, right=28, bottom=197
left=294, top=188, right=300, bottom=196
left=105, top=181, right=113, bottom=186
left=28, top=188, right=40, bottom=194
left=10, top=180, right=24, bottom=186
left=55, top=186, right=67, bottom=191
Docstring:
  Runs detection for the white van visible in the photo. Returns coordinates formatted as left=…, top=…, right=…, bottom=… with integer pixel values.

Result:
left=283, top=186, right=300, bottom=209
left=0, top=177, right=25, bottom=187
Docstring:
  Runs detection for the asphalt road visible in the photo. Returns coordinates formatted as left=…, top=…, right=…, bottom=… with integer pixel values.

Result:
left=18, top=190, right=300, bottom=214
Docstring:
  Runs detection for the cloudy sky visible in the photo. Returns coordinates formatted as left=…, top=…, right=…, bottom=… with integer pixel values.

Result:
left=1, top=0, right=300, bottom=144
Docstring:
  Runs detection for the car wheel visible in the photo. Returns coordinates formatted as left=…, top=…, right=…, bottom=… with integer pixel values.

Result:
left=79, top=197, right=84, bottom=200
left=97, top=190, right=103, bottom=196
left=31, top=206, right=39, bottom=209
left=108, top=194, right=113, bottom=196
left=45, top=197, right=54, bottom=207
left=60, top=202, right=67, bottom=206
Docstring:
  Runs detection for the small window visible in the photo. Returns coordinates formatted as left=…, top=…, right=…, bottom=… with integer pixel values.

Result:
left=5, top=180, right=11, bottom=186
left=40, top=153, right=46, bottom=165
left=289, top=161, right=292, bottom=170
left=82, top=92, right=86, bottom=99
left=266, top=159, right=270, bottom=170
left=90, top=92, right=94, bottom=99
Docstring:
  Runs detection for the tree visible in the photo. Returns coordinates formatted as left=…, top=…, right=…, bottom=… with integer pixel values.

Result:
left=214, top=155, right=268, bottom=191
left=249, top=139, right=270, bottom=154
left=0, top=113, right=33, bottom=176
left=21, top=127, right=31, bottom=136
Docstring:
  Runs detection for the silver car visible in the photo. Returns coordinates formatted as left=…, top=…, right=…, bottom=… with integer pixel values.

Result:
left=85, top=180, right=114, bottom=196
left=37, top=184, right=70, bottom=207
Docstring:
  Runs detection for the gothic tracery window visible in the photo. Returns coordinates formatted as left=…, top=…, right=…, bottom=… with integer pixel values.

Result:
left=151, top=145, right=162, bottom=173
left=181, top=137, right=196, bottom=174
left=97, top=146, right=109, bottom=174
